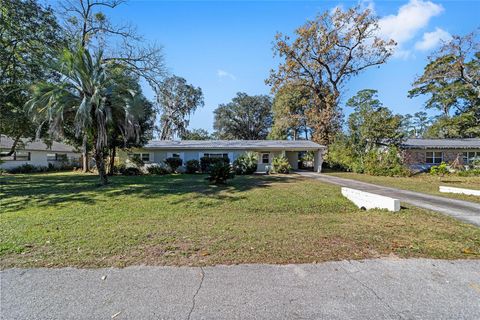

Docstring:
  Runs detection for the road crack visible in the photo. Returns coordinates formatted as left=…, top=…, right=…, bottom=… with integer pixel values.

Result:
left=339, top=265, right=404, bottom=320
left=186, top=267, right=205, bottom=320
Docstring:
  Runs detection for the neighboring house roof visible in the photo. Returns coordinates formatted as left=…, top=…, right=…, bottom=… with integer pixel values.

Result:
left=0, top=135, right=78, bottom=153
left=401, top=138, right=480, bottom=150
left=144, top=140, right=325, bottom=151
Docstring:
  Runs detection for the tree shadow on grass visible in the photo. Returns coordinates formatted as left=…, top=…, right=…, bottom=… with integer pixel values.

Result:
left=0, top=173, right=296, bottom=213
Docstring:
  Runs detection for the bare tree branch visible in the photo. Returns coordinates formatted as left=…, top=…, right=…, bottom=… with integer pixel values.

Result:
left=266, top=6, right=396, bottom=144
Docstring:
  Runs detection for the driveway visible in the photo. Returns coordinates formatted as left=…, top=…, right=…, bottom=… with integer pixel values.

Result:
left=298, top=172, right=480, bottom=227
left=1, top=259, right=480, bottom=320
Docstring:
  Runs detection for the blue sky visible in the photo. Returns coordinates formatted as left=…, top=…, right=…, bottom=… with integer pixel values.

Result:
left=82, top=0, right=479, bottom=132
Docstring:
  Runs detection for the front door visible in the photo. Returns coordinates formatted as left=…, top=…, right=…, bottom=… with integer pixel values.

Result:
left=256, top=152, right=271, bottom=172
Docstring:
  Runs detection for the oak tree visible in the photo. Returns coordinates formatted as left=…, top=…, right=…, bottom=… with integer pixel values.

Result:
left=0, top=0, right=64, bottom=156
left=213, top=93, right=272, bottom=140
left=269, top=82, right=311, bottom=140
left=181, top=128, right=212, bottom=140
left=157, top=76, right=204, bottom=140
left=267, top=6, right=395, bottom=144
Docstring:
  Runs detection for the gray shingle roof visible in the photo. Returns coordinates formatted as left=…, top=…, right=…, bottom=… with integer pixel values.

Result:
left=401, top=138, right=480, bottom=149
left=0, top=135, right=78, bottom=153
left=144, top=140, right=325, bottom=150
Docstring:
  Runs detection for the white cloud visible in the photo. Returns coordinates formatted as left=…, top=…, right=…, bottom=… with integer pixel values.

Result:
left=378, top=0, right=444, bottom=45
left=414, top=27, right=451, bottom=51
left=217, top=69, right=236, bottom=81
left=393, top=49, right=414, bottom=60
left=359, top=0, right=375, bottom=12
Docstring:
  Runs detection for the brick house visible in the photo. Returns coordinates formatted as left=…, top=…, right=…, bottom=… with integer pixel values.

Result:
left=400, top=138, right=480, bottom=171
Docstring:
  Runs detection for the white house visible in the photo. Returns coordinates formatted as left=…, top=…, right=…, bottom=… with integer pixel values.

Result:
left=0, top=135, right=81, bottom=170
left=129, top=140, right=327, bottom=172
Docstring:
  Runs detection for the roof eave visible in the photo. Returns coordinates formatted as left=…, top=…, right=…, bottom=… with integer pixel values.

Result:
left=144, top=146, right=325, bottom=151
left=403, top=146, right=480, bottom=150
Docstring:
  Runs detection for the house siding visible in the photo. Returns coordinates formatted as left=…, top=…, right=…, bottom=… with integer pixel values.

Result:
left=121, top=144, right=325, bottom=173
left=127, top=149, right=248, bottom=165
left=0, top=151, right=81, bottom=170
left=403, top=149, right=480, bottom=166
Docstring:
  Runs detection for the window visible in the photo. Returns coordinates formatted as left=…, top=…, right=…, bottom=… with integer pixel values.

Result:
left=262, top=153, right=269, bottom=164
left=203, top=153, right=228, bottom=159
left=47, top=153, right=68, bottom=161
left=1, top=151, right=31, bottom=161
left=463, top=151, right=479, bottom=164
left=130, top=153, right=150, bottom=162
left=0, top=149, right=14, bottom=161
left=171, top=153, right=180, bottom=158
left=426, top=151, right=443, bottom=164
left=16, top=151, right=31, bottom=161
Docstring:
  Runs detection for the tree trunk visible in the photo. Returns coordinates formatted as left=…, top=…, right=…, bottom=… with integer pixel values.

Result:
left=94, top=148, right=108, bottom=185
left=82, top=152, right=89, bottom=172
left=0, top=133, right=23, bottom=157
left=81, top=134, right=89, bottom=172
left=108, top=146, right=116, bottom=176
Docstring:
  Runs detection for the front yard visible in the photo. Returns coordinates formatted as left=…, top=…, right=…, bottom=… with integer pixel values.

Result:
left=1, top=172, right=479, bottom=268
left=325, top=172, right=480, bottom=204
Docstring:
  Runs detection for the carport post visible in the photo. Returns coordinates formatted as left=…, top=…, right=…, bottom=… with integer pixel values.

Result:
left=313, top=150, right=322, bottom=173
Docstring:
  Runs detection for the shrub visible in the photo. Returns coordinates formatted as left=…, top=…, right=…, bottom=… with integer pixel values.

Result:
left=299, top=151, right=314, bottom=169
left=121, top=166, right=143, bottom=176
left=458, top=169, right=480, bottom=177
left=46, top=162, right=74, bottom=172
left=324, top=138, right=361, bottom=172
left=8, top=162, right=77, bottom=174
left=200, top=156, right=230, bottom=173
left=430, top=162, right=449, bottom=176
left=470, top=159, right=480, bottom=168
left=146, top=164, right=170, bottom=175
left=8, top=164, right=38, bottom=174
left=185, top=159, right=200, bottom=174
left=130, top=154, right=145, bottom=167
left=271, top=156, right=292, bottom=174
left=207, top=161, right=235, bottom=184
left=233, top=152, right=257, bottom=175
left=36, top=166, right=49, bottom=172
left=113, top=163, right=127, bottom=174
left=164, top=157, right=183, bottom=172
left=200, top=157, right=211, bottom=172
left=363, top=146, right=410, bottom=177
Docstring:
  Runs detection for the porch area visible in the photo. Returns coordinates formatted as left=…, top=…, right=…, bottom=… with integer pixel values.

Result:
left=254, top=149, right=324, bottom=173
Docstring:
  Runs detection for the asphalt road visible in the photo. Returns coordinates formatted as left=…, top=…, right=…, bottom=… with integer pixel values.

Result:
left=2, top=258, right=480, bottom=319
left=298, top=172, right=480, bottom=226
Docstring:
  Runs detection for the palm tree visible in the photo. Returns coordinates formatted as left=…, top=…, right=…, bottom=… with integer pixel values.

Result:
left=26, top=46, right=143, bottom=185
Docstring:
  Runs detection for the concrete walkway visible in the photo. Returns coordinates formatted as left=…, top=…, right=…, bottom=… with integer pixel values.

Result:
left=298, top=172, right=480, bottom=226
left=1, top=259, right=480, bottom=319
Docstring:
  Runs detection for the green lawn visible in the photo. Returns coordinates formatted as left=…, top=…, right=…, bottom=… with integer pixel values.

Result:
left=324, top=171, right=480, bottom=204
left=1, top=172, right=479, bottom=268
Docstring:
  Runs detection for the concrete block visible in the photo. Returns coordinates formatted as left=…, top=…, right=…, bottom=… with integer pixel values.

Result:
left=341, top=187, right=400, bottom=212
left=439, top=186, right=480, bottom=196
